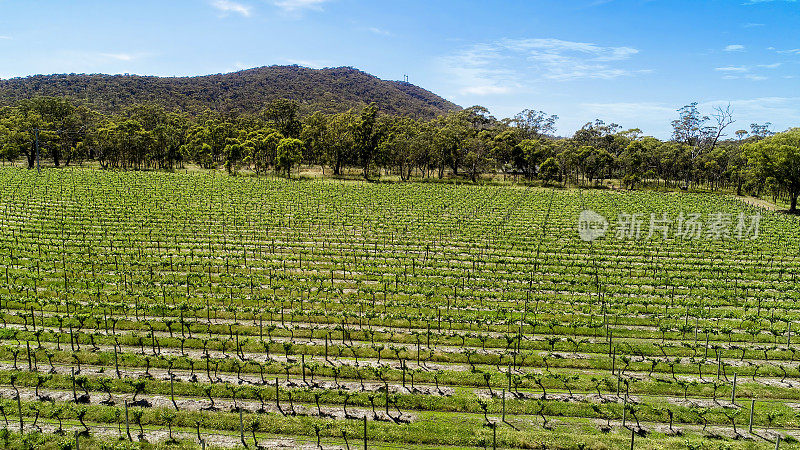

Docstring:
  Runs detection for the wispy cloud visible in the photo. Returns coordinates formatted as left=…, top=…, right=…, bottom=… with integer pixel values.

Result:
left=715, top=66, right=749, bottom=73
left=440, top=37, right=644, bottom=96
left=272, top=0, right=330, bottom=12
left=286, top=58, right=332, bottom=69
left=724, top=44, right=745, bottom=52
left=0, top=35, right=11, bottom=40
left=365, top=27, right=392, bottom=36
left=743, top=22, right=765, bottom=27
left=210, top=0, right=252, bottom=17
left=581, top=102, right=674, bottom=118
left=722, top=74, right=768, bottom=81
left=52, top=50, right=150, bottom=72
left=100, top=53, right=139, bottom=62
left=715, top=62, right=780, bottom=80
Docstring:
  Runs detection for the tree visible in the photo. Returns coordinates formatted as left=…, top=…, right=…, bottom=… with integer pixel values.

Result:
left=325, top=112, right=356, bottom=175
left=244, top=130, right=282, bottom=174
left=354, top=103, right=381, bottom=179
left=0, top=106, right=48, bottom=169
left=300, top=111, right=327, bottom=171
left=432, top=113, right=466, bottom=178
left=517, top=139, right=554, bottom=178
left=576, top=145, right=613, bottom=184
left=378, top=117, right=419, bottom=180
left=224, top=140, right=244, bottom=174
left=262, top=99, right=302, bottom=138
left=539, top=157, right=560, bottom=184
left=671, top=102, right=734, bottom=187
left=746, top=128, right=800, bottom=212
left=16, top=96, right=85, bottom=168
left=0, top=114, right=23, bottom=165
left=573, top=120, right=623, bottom=152
left=181, top=116, right=236, bottom=169
left=672, top=103, right=709, bottom=150
left=750, top=122, right=774, bottom=140
left=276, top=138, right=304, bottom=178
left=463, top=131, right=493, bottom=182
left=511, top=109, right=558, bottom=140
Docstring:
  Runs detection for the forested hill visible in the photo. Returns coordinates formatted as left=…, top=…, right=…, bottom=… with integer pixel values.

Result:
left=0, top=65, right=461, bottom=118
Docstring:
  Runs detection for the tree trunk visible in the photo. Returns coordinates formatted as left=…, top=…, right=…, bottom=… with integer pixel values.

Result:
left=791, top=194, right=798, bottom=213
left=334, top=154, right=342, bottom=176
left=26, top=147, right=35, bottom=169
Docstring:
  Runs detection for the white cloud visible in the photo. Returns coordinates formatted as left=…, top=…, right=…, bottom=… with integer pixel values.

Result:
left=365, top=27, right=392, bottom=36
left=210, top=0, right=252, bottom=17
left=743, top=23, right=765, bottom=27
left=581, top=102, right=674, bottom=118
left=715, top=63, right=780, bottom=80
left=462, top=85, right=512, bottom=95
left=715, top=66, right=749, bottom=72
left=0, top=35, right=11, bottom=40
left=272, top=0, right=330, bottom=12
left=724, top=44, right=745, bottom=52
left=100, top=53, right=138, bottom=62
left=286, top=58, right=331, bottom=69
left=723, top=74, right=767, bottom=81
left=440, top=38, right=644, bottom=96
left=44, top=51, right=150, bottom=73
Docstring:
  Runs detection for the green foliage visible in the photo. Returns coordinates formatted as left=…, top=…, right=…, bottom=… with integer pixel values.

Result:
left=0, top=66, right=459, bottom=119
left=275, top=137, right=304, bottom=177
left=745, top=128, right=800, bottom=211
left=539, top=156, right=559, bottom=183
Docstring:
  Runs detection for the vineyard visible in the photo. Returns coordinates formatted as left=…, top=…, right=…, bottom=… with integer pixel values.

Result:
left=2, top=167, right=800, bottom=449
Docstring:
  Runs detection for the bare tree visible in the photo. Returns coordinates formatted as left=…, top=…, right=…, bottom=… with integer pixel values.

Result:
left=708, top=103, right=735, bottom=151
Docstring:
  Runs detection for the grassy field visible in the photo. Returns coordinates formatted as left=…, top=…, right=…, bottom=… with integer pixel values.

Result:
left=0, top=167, right=799, bottom=449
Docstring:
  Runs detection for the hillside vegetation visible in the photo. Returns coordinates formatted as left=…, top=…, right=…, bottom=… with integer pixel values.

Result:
left=0, top=65, right=460, bottom=118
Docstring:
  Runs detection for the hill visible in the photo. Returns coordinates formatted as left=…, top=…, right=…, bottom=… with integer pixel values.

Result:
left=0, top=65, right=461, bottom=118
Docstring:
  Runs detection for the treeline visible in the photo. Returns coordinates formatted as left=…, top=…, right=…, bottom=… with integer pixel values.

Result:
left=1, top=95, right=799, bottom=209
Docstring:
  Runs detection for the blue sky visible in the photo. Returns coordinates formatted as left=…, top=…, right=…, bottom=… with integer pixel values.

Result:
left=0, top=0, right=798, bottom=138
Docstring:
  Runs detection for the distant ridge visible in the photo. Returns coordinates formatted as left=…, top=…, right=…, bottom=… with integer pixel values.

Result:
left=0, top=65, right=461, bottom=118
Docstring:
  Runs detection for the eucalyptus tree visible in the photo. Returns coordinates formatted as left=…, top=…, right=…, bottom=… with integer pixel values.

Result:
left=276, top=138, right=304, bottom=178
left=745, top=128, right=800, bottom=211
